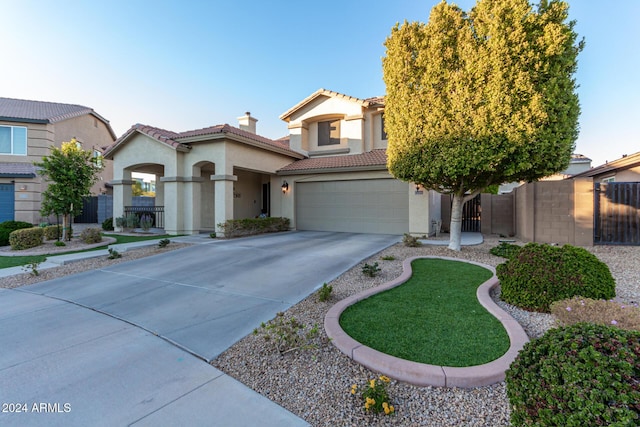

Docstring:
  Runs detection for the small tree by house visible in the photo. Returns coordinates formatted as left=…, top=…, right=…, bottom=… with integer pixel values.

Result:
left=35, top=138, right=103, bottom=240
left=382, top=0, right=583, bottom=250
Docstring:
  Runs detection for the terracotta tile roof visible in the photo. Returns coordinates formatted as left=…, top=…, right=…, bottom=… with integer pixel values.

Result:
left=0, top=162, right=37, bottom=178
left=104, top=123, right=303, bottom=159
left=278, top=149, right=388, bottom=174
left=0, top=97, right=116, bottom=139
left=176, top=123, right=301, bottom=156
left=364, top=96, right=385, bottom=106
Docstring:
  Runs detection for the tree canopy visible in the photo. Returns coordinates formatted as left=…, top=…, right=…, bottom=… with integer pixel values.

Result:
left=35, top=138, right=103, bottom=239
left=382, top=0, right=583, bottom=250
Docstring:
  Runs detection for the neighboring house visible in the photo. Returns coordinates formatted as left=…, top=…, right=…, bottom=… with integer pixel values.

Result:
left=570, top=151, right=640, bottom=182
left=104, top=89, right=441, bottom=236
left=498, top=153, right=593, bottom=193
left=0, top=97, right=116, bottom=223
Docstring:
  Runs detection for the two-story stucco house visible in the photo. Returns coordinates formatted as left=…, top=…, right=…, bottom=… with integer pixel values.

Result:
left=104, top=89, right=441, bottom=236
left=0, top=97, right=116, bottom=223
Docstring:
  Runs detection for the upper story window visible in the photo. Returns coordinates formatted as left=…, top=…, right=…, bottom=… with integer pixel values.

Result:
left=0, top=125, right=27, bottom=155
left=318, top=119, right=340, bottom=146
left=381, top=113, right=388, bottom=141
left=93, top=149, right=103, bottom=167
left=601, top=176, right=615, bottom=183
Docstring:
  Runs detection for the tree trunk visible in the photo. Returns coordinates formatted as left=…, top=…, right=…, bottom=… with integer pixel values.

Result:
left=448, top=193, right=464, bottom=251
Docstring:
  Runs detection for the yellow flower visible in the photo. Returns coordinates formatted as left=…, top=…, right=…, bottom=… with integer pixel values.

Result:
left=384, top=405, right=391, bottom=414
left=369, top=379, right=376, bottom=388
left=350, top=384, right=357, bottom=395
left=379, top=375, right=391, bottom=383
left=390, top=405, right=395, bottom=413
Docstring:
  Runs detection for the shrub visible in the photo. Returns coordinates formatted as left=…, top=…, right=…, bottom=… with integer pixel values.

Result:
left=402, top=233, right=422, bottom=247
left=115, top=216, right=126, bottom=229
left=218, top=217, right=290, bottom=238
left=22, top=261, right=41, bottom=277
left=489, top=241, right=521, bottom=259
left=317, top=283, right=333, bottom=302
left=107, top=248, right=121, bottom=259
left=102, top=217, right=114, bottom=231
left=0, top=220, right=34, bottom=246
left=54, top=241, right=66, bottom=247
left=43, top=225, right=62, bottom=240
left=139, top=214, right=153, bottom=231
left=252, top=312, right=319, bottom=355
left=506, top=323, right=640, bottom=426
left=496, top=243, right=616, bottom=312
left=125, top=213, right=139, bottom=229
left=158, top=238, right=170, bottom=248
left=351, top=376, right=395, bottom=415
left=380, top=255, right=396, bottom=261
left=80, top=228, right=103, bottom=244
left=551, top=297, right=640, bottom=332
left=9, top=227, right=44, bottom=250
left=362, top=262, right=381, bottom=277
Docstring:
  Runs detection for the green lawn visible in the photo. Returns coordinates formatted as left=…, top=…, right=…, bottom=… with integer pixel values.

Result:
left=0, top=234, right=172, bottom=270
left=339, top=258, right=510, bottom=367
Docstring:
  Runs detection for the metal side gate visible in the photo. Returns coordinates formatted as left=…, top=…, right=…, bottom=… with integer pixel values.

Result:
left=594, top=182, right=640, bottom=245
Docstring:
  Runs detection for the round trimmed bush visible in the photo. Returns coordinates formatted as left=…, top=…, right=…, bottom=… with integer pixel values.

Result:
left=506, top=323, right=640, bottom=426
left=496, top=243, right=615, bottom=312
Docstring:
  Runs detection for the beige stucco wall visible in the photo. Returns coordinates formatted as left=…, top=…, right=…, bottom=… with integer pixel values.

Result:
left=286, top=95, right=387, bottom=156
left=1, top=115, right=114, bottom=224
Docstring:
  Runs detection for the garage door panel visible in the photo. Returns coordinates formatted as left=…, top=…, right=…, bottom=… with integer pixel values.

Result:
left=296, top=179, right=408, bottom=234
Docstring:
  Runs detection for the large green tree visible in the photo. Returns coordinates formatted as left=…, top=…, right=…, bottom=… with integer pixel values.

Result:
left=383, top=0, right=582, bottom=250
left=35, top=138, right=103, bottom=240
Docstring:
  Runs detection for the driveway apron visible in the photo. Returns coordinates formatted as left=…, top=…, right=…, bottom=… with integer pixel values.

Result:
left=0, top=231, right=398, bottom=426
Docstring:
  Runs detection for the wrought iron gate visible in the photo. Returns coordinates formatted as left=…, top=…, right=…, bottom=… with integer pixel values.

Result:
left=594, top=182, right=640, bottom=245
left=461, top=194, right=481, bottom=232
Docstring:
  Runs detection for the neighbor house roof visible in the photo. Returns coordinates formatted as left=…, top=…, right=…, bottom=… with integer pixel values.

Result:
left=103, top=123, right=304, bottom=160
left=279, top=89, right=383, bottom=122
left=278, top=149, right=388, bottom=175
left=0, top=97, right=117, bottom=140
left=0, top=162, right=37, bottom=178
left=571, top=151, right=640, bottom=178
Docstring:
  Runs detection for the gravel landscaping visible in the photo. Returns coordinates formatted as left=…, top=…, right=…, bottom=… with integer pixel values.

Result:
left=1, top=233, right=637, bottom=426
left=211, top=235, right=639, bottom=427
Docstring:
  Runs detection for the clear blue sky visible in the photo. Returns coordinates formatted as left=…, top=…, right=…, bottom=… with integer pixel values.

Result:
left=1, top=0, right=638, bottom=167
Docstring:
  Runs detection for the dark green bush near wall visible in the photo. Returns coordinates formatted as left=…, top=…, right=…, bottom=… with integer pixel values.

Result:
left=9, top=227, right=44, bottom=250
left=218, top=217, right=290, bottom=238
left=506, top=323, right=640, bottom=427
left=102, top=217, right=114, bottom=231
left=0, top=220, right=34, bottom=246
left=496, top=243, right=615, bottom=312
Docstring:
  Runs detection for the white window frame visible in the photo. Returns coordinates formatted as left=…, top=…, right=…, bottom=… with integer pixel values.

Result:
left=0, top=125, right=27, bottom=155
left=601, top=176, right=615, bottom=183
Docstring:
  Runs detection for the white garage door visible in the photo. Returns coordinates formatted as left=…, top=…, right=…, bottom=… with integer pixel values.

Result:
left=296, top=179, right=409, bottom=234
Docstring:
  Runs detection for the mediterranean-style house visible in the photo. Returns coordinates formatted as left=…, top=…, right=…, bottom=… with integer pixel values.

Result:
left=0, top=97, right=116, bottom=223
left=104, top=89, right=441, bottom=236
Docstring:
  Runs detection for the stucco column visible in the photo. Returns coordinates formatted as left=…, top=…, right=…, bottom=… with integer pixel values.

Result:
left=183, top=177, right=203, bottom=235
left=159, top=177, right=184, bottom=235
left=211, top=174, right=237, bottom=237
left=408, top=184, right=430, bottom=236
left=110, top=177, right=133, bottom=231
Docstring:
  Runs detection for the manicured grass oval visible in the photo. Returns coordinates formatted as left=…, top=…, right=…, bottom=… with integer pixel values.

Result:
left=339, top=258, right=510, bottom=367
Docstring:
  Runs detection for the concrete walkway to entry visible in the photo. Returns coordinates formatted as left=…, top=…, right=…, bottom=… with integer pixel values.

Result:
left=0, top=231, right=399, bottom=426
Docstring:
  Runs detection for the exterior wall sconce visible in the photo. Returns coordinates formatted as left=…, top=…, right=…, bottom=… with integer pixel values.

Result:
left=415, top=184, right=424, bottom=195
left=19, top=185, right=27, bottom=191
left=281, top=181, right=289, bottom=193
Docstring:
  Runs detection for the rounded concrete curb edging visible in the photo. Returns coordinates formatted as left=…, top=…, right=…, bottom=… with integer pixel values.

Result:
left=324, top=256, right=530, bottom=388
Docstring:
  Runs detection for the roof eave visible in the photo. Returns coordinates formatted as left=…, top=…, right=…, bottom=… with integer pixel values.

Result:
left=277, top=164, right=388, bottom=176
left=179, top=132, right=305, bottom=159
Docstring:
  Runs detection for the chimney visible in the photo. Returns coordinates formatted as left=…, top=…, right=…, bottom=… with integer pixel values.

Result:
left=238, top=111, right=257, bottom=134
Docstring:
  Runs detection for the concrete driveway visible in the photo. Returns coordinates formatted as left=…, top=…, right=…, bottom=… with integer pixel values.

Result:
left=0, top=231, right=399, bottom=426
